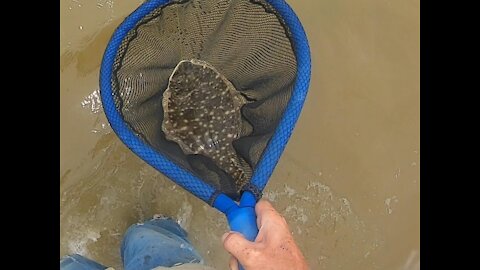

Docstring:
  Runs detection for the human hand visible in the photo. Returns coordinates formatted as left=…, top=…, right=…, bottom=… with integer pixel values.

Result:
left=222, top=199, right=309, bottom=270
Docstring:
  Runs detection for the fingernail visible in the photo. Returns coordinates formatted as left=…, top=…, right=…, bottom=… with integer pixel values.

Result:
left=222, top=232, right=231, bottom=242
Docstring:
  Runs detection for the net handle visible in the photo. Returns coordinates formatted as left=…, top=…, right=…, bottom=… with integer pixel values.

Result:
left=214, top=191, right=258, bottom=270
left=214, top=190, right=259, bottom=241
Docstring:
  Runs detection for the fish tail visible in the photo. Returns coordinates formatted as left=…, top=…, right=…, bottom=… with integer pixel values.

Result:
left=231, top=156, right=252, bottom=192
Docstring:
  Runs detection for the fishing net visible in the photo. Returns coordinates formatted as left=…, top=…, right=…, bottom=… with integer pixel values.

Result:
left=100, top=0, right=310, bottom=204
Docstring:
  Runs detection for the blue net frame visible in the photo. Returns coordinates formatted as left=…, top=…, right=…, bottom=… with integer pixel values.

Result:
left=99, top=0, right=311, bottom=206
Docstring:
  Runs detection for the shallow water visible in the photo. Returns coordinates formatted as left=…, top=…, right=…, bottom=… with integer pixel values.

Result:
left=60, top=0, right=420, bottom=269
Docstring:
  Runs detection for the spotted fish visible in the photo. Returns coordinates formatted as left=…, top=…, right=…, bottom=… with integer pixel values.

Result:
left=162, top=59, right=252, bottom=191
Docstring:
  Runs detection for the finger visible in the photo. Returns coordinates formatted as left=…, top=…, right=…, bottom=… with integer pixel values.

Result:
left=222, top=232, right=257, bottom=264
left=255, top=200, right=293, bottom=244
left=229, top=256, right=239, bottom=270
left=255, top=199, right=284, bottom=228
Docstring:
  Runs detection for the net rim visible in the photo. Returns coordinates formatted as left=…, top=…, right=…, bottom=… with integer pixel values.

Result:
left=99, top=0, right=311, bottom=204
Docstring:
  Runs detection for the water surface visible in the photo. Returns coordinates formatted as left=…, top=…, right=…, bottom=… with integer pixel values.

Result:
left=60, top=1, right=420, bottom=269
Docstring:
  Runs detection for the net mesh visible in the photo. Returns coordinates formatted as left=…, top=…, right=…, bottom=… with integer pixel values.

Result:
left=110, top=0, right=297, bottom=199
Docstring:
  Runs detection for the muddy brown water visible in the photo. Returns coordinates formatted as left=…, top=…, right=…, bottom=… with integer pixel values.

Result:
left=60, top=0, right=419, bottom=269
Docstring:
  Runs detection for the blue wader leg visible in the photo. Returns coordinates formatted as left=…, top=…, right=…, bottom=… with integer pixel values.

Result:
left=60, top=217, right=203, bottom=270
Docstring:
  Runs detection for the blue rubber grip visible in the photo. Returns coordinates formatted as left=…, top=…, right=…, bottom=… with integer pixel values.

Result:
left=226, top=192, right=258, bottom=242
left=213, top=191, right=259, bottom=270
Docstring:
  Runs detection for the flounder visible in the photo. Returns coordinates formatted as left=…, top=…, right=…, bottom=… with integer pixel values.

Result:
left=162, top=59, right=251, bottom=191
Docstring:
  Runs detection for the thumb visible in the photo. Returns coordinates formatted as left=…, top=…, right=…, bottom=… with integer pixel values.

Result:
left=222, top=232, right=256, bottom=264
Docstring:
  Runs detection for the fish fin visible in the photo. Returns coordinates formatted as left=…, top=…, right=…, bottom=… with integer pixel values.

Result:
left=234, top=156, right=253, bottom=192
left=240, top=89, right=258, bottom=103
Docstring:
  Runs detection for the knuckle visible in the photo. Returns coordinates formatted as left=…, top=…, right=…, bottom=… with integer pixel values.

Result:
left=223, top=233, right=246, bottom=252
left=223, top=234, right=237, bottom=248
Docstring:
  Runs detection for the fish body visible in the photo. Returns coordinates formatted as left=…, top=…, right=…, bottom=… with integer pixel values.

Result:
left=162, top=59, right=251, bottom=191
